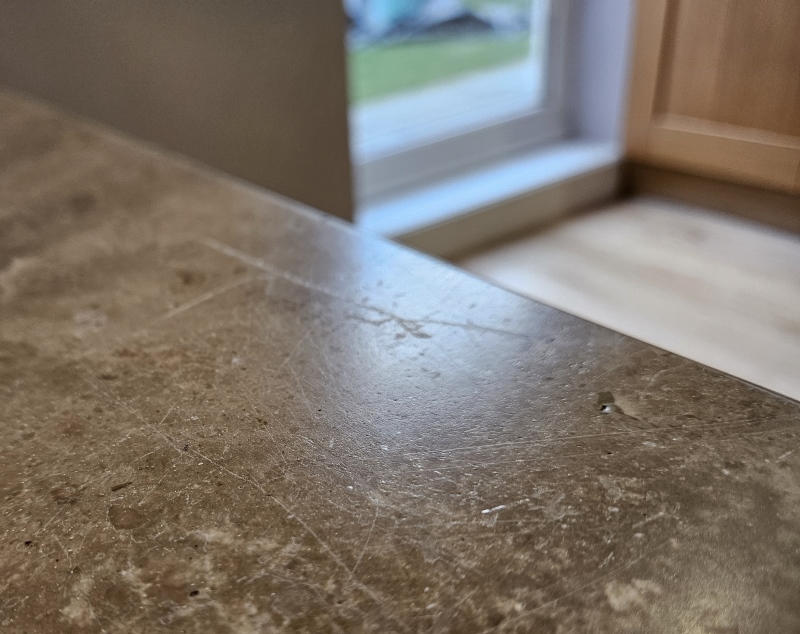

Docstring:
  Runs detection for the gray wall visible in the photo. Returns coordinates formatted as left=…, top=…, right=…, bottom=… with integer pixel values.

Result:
left=0, top=1, right=354, bottom=219
left=565, top=0, right=634, bottom=145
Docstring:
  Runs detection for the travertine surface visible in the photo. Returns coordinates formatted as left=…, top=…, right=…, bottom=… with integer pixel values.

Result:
left=2, top=92, right=800, bottom=633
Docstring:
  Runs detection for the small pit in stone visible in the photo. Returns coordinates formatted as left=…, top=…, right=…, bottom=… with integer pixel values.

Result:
left=108, top=505, right=147, bottom=530
left=597, top=391, right=615, bottom=413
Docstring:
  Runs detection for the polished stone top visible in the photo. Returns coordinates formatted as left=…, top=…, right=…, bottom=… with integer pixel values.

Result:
left=2, top=91, right=799, bottom=633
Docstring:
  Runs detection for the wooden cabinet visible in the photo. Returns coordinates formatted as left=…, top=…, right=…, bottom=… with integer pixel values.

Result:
left=626, top=0, right=800, bottom=192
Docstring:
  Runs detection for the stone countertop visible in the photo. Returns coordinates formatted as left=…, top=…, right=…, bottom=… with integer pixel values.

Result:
left=1, top=91, right=799, bottom=633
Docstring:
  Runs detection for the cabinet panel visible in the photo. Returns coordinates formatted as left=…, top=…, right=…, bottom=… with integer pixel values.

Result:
left=627, top=0, right=800, bottom=192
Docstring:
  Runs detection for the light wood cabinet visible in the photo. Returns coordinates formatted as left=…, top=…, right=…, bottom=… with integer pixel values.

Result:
left=626, top=0, right=800, bottom=192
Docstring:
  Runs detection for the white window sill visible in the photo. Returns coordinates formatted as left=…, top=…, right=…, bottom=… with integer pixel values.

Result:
left=355, top=139, right=621, bottom=257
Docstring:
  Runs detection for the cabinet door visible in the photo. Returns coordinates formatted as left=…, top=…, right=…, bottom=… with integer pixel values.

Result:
left=626, top=0, right=800, bottom=192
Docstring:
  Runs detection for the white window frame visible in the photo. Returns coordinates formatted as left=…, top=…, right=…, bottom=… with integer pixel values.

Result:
left=351, top=0, right=573, bottom=205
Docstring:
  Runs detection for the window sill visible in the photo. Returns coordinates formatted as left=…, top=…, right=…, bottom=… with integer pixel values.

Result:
left=355, top=139, right=621, bottom=258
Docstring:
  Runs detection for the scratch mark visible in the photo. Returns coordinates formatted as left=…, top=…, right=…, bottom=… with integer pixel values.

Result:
left=72, top=525, right=92, bottom=559
left=37, top=505, right=67, bottom=536
left=131, top=449, right=160, bottom=464
left=185, top=445, right=398, bottom=618
left=479, top=537, right=673, bottom=634
left=403, top=415, right=780, bottom=458
left=54, top=535, right=74, bottom=570
left=429, top=587, right=478, bottom=626
left=70, top=335, right=405, bottom=627
left=138, top=469, right=171, bottom=505
left=36, top=469, right=117, bottom=536
left=288, top=364, right=316, bottom=420
left=276, top=329, right=312, bottom=372
left=155, top=276, right=253, bottom=322
left=202, top=237, right=337, bottom=298
left=79, top=371, right=183, bottom=455
left=419, top=316, right=530, bottom=340
left=349, top=306, right=431, bottom=339
left=202, top=237, right=529, bottom=340
left=632, top=511, right=667, bottom=529
left=351, top=507, right=379, bottom=578
left=481, top=505, right=507, bottom=515
left=643, top=368, right=669, bottom=392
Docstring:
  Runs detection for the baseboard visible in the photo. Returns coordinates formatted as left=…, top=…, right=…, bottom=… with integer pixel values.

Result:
left=624, top=163, right=800, bottom=235
left=400, top=161, right=619, bottom=259
left=357, top=141, right=621, bottom=260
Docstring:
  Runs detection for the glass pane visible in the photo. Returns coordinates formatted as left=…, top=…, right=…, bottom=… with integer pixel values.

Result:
left=347, top=0, right=551, bottom=158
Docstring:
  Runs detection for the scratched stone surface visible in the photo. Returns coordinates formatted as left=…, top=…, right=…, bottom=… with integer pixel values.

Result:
left=2, top=91, right=800, bottom=633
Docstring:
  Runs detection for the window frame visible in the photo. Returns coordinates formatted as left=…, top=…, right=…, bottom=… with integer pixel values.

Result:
left=350, top=0, right=573, bottom=205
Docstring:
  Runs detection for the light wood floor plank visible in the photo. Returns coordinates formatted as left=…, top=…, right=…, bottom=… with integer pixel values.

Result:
left=460, top=197, right=800, bottom=401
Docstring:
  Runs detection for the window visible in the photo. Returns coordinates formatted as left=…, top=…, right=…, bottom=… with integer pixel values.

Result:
left=346, top=0, right=570, bottom=205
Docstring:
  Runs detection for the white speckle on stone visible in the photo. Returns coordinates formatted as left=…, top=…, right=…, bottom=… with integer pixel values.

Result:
left=605, top=579, right=663, bottom=612
left=73, top=309, right=108, bottom=337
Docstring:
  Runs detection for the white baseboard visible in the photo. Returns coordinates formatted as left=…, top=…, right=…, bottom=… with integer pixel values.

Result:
left=356, top=140, right=621, bottom=259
